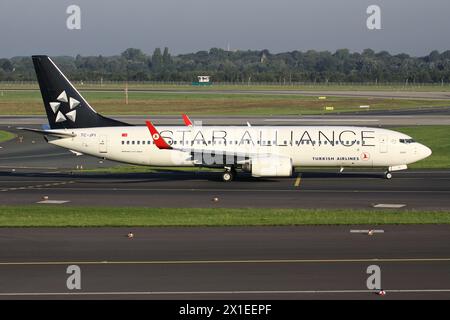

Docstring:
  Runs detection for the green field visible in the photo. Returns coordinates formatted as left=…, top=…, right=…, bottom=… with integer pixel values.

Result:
left=0, top=206, right=448, bottom=227
left=0, top=90, right=449, bottom=115
left=0, top=129, right=15, bottom=143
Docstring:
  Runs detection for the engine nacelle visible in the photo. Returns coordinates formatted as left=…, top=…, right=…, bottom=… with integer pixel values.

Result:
left=247, top=156, right=293, bottom=177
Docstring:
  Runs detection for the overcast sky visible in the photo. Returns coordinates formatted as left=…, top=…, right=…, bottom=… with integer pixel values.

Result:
left=1, top=0, right=449, bottom=58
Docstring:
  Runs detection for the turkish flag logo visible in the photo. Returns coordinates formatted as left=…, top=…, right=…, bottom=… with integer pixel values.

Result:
left=361, top=152, right=370, bottom=160
left=122, top=133, right=128, bottom=137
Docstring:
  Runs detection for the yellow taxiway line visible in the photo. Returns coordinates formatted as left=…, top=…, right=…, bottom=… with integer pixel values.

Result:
left=294, top=173, right=302, bottom=187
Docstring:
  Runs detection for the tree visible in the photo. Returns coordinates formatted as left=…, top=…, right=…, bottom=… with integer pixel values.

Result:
left=152, top=48, right=163, bottom=69
left=121, top=48, right=146, bottom=62
left=427, top=50, right=440, bottom=63
left=162, top=47, right=172, bottom=65
left=1, top=48, right=449, bottom=83
left=0, top=59, right=13, bottom=72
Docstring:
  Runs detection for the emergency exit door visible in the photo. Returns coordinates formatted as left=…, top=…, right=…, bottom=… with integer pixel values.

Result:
left=99, top=135, right=108, bottom=153
left=379, top=135, right=388, bottom=153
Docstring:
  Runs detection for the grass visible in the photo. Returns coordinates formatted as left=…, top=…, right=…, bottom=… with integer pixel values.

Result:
left=393, top=126, right=450, bottom=169
left=0, top=90, right=449, bottom=115
left=0, top=129, right=15, bottom=143
left=0, top=206, right=448, bottom=227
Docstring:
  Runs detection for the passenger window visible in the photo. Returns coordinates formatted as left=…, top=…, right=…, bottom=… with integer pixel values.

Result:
left=121, top=141, right=124, bottom=145
left=127, top=141, right=130, bottom=145
left=132, top=141, right=135, bottom=145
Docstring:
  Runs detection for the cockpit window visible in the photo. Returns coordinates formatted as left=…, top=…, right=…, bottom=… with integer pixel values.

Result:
left=399, top=138, right=416, bottom=144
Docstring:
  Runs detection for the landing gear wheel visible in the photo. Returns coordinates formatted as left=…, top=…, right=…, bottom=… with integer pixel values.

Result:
left=222, top=170, right=235, bottom=182
left=384, top=171, right=392, bottom=180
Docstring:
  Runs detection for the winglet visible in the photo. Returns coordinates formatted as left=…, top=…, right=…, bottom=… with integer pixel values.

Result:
left=145, top=121, right=172, bottom=149
left=182, top=114, right=193, bottom=127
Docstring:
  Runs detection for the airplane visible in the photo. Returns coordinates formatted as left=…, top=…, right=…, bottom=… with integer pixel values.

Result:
left=20, top=55, right=432, bottom=182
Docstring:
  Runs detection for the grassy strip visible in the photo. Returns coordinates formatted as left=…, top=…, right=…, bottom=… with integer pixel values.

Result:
left=0, top=206, right=449, bottom=227
left=0, top=130, right=16, bottom=143
left=1, top=90, right=449, bottom=115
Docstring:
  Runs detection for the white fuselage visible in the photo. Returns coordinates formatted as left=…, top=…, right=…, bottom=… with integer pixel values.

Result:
left=48, top=125, right=431, bottom=170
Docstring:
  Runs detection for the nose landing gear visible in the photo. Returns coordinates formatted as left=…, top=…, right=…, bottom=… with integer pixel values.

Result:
left=384, top=171, right=392, bottom=179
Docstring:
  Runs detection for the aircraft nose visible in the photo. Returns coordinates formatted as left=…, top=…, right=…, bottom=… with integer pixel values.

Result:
left=421, top=144, right=432, bottom=159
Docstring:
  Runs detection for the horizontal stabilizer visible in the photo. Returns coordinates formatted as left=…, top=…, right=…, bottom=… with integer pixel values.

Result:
left=17, top=127, right=76, bottom=138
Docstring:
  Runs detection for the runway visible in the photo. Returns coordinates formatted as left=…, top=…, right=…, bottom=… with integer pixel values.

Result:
left=0, top=225, right=449, bottom=299
left=0, top=170, right=449, bottom=210
left=2, top=107, right=450, bottom=126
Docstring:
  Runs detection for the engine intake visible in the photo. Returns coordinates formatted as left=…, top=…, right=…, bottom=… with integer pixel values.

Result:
left=245, top=156, right=293, bottom=177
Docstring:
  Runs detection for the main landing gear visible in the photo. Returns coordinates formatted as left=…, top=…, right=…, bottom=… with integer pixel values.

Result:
left=384, top=171, right=393, bottom=180
left=222, top=167, right=236, bottom=182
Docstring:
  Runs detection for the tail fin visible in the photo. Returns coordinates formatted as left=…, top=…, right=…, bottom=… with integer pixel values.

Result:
left=32, top=55, right=131, bottom=129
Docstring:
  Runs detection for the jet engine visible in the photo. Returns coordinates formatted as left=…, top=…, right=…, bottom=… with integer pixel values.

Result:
left=243, top=156, right=293, bottom=177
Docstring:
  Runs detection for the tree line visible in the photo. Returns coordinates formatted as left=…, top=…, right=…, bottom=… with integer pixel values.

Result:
left=1, top=47, right=450, bottom=83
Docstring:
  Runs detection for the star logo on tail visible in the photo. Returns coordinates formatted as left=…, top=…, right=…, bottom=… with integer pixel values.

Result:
left=49, top=90, right=80, bottom=123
